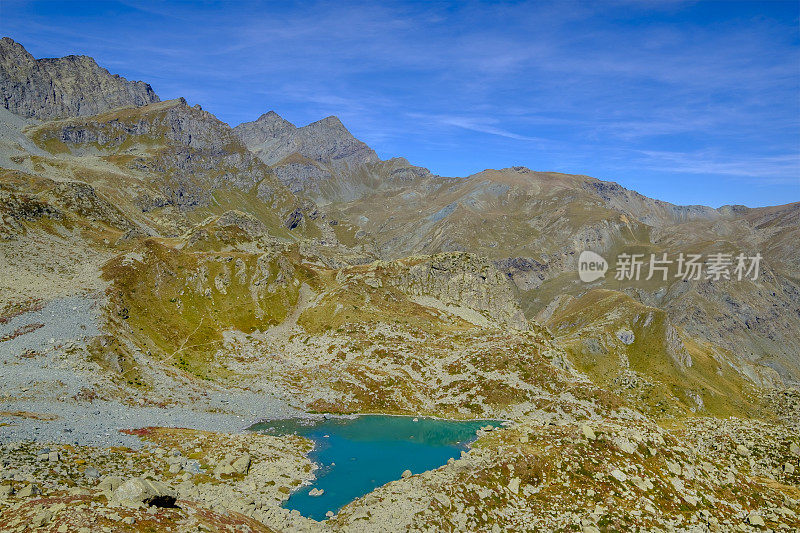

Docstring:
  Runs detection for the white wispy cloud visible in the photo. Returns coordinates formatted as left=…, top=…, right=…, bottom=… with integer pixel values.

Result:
left=637, top=150, right=800, bottom=184
left=408, top=113, right=546, bottom=142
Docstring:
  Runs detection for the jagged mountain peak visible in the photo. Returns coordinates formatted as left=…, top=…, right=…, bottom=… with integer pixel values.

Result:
left=0, top=37, right=159, bottom=120
left=253, top=109, right=295, bottom=127
left=234, top=109, right=378, bottom=168
left=1, top=38, right=108, bottom=79
left=307, top=114, right=346, bottom=129
left=0, top=36, right=33, bottom=60
left=233, top=110, right=295, bottom=148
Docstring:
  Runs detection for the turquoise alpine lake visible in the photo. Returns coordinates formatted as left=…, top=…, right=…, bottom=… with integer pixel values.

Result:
left=249, top=415, right=501, bottom=521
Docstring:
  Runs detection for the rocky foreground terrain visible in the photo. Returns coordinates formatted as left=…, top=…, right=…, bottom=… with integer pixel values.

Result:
left=1, top=37, right=799, bottom=532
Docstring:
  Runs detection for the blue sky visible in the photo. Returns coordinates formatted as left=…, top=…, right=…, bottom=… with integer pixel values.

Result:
left=2, top=0, right=798, bottom=207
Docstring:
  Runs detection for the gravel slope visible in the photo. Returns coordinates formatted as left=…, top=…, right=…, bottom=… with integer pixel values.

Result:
left=0, top=296, right=308, bottom=448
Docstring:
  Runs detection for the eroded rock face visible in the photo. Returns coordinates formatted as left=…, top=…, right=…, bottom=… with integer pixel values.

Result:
left=215, top=211, right=268, bottom=238
left=45, top=181, right=134, bottom=231
left=389, top=252, right=530, bottom=330
left=0, top=38, right=159, bottom=120
left=30, top=99, right=288, bottom=211
left=0, top=189, right=62, bottom=239
left=274, top=162, right=333, bottom=194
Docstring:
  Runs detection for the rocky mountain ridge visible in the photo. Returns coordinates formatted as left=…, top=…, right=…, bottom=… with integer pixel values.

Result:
left=319, top=164, right=800, bottom=385
left=0, top=37, right=159, bottom=120
left=233, top=110, right=436, bottom=204
left=234, top=111, right=379, bottom=168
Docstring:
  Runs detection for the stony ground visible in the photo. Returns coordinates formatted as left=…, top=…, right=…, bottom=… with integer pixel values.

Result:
left=0, top=427, right=314, bottom=532
left=1, top=291, right=800, bottom=532
left=1, top=414, right=799, bottom=532
left=0, top=296, right=307, bottom=447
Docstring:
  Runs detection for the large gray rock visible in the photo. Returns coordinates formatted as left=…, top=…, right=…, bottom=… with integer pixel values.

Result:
left=0, top=37, right=159, bottom=120
left=231, top=452, right=251, bottom=475
left=97, top=475, right=126, bottom=492
left=110, top=477, right=176, bottom=508
left=0, top=484, right=14, bottom=499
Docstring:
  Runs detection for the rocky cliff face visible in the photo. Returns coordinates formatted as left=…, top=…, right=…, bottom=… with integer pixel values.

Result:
left=387, top=252, right=531, bottom=331
left=28, top=98, right=293, bottom=212
left=234, top=112, right=378, bottom=168
left=233, top=111, right=390, bottom=202
left=0, top=38, right=159, bottom=120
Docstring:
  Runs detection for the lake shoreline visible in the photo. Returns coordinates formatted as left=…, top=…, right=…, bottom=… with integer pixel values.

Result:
left=252, top=414, right=504, bottom=521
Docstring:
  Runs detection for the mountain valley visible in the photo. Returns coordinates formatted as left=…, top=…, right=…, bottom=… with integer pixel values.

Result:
left=0, top=37, right=798, bottom=532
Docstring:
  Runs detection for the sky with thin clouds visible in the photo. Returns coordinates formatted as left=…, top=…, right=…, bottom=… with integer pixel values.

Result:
left=1, top=0, right=798, bottom=207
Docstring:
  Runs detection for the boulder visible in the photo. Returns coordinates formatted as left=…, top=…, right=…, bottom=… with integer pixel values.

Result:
left=614, top=437, right=637, bottom=455
left=666, top=461, right=682, bottom=476
left=110, top=477, right=177, bottom=508
left=401, top=469, right=412, bottom=479
left=232, top=453, right=251, bottom=475
left=350, top=508, right=370, bottom=521
left=16, top=484, right=40, bottom=498
left=746, top=512, right=765, bottom=527
left=97, top=475, right=125, bottom=492
left=213, top=462, right=236, bottom=477
left=736, top=444, right=751, bottom=457
left=434, top=492, right=451, bottom=508
left=30, top=509, right=53, bottom=528
left=610, top=469, right=627, bottom=483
